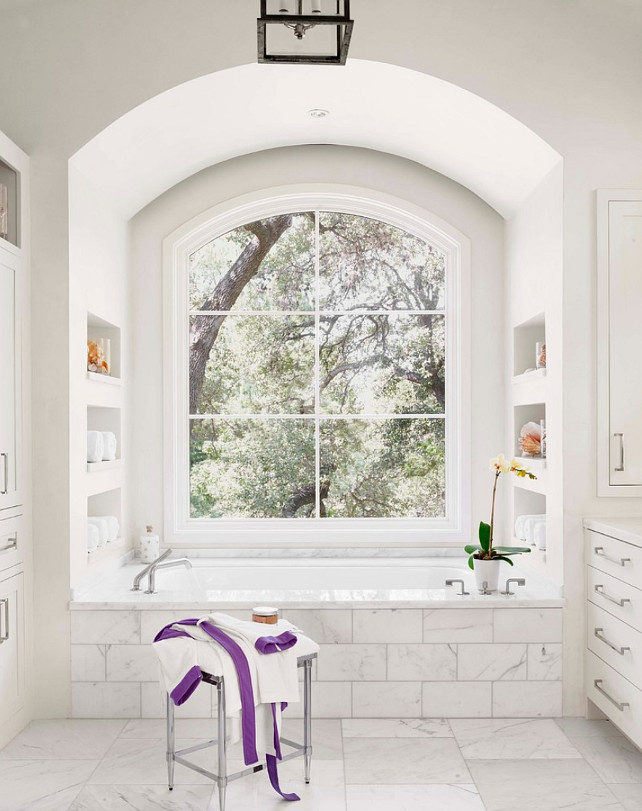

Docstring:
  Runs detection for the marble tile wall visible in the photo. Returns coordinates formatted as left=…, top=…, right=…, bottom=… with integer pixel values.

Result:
left=70, top=607, right=563, bottom=720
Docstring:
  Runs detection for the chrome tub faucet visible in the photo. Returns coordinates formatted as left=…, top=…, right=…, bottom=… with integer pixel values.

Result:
left=131, top=549, right=192, bottom=594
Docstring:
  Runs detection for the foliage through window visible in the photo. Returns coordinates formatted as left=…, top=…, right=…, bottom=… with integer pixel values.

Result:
left=188, top=211, right=447, bottom=520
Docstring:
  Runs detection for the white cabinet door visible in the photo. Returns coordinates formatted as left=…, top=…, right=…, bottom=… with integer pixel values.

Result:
left=0, top=253, right=20, bottom=510
left=609, top=201, right=642, bottom=486
left=0, top=570, right=24, bottom=727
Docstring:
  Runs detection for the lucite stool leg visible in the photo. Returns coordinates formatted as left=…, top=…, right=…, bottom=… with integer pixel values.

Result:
left=166, top=693, right=175, bottom=790
left=217, top=678, right=227, bottom=811
left=303, top=657, right=312, bottom=783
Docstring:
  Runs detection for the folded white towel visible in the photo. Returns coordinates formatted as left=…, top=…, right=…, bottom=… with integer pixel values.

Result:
left=515, top=513, right=546, bottom=542
left=87, top=431, right=104, bottom=463
left=87, top=516, right=108, bottom=546
left=101, top=432, right=117, bottom=461
left=86, top=522, right=99, bottom=552
left=533, top=522, right=547, bottom=550
left=524, top=516, right=546, bottom=545
left=105, top=515, right=120, bottom=542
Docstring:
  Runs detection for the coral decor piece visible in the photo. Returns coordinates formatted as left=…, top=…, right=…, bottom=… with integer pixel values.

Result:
left=464, top=454, right=536, bottom=569
left=87, top=339, right=110, bottom=374
left=519, top=421, right=542, bottom=456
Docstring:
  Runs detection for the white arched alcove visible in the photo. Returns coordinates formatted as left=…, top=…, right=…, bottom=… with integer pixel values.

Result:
left=70, top=59, right=561, bottom=219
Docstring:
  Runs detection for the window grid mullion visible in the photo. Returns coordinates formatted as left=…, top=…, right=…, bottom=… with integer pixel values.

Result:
left=314, top=209, right=321, bottom=520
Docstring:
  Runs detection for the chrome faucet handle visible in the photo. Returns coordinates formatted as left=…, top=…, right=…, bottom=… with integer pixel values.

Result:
left=445, top=578, right=470, bottom=596
left=501, top=577, right=526, bottom=596
left=131, top=548, right=172, bottom=591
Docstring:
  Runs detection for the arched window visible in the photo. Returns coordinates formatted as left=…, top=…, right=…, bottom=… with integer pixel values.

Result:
left=164, top=191, right=469, bottom=545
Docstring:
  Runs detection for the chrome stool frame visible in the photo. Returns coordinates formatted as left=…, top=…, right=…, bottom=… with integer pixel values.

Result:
left=166, top=653, right=316, bottom=811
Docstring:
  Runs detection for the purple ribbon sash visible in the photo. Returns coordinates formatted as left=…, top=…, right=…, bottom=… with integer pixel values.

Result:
left=154, top=618, right=300, bottom=801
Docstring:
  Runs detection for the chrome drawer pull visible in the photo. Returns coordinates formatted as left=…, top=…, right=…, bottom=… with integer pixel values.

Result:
left=594, top=679, right=629, bottom=711
left=594, top=547, right=631, bottom=566
left=0, top=453, right=7, bottom=495
left=0, top=598, right=8, bottom=643
left=0, top=535, right=17, bottom=554
left=595, top=584, right=631, bottom=607
left=614, top=432, right=625, bottom=472
left=595, top=627, right=630, bottom=655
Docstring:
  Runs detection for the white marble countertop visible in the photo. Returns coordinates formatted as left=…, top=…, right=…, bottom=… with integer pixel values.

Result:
left=584, top=516, right=642, bottom=546
left=70, top=559, right=564, bottom=610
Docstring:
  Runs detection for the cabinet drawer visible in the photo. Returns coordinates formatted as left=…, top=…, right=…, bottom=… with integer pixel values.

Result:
left=585, top=529, right=642, bottom=585
left=0, top=569, right=24, bottom=727
left=587, top=602, right=642, bottom=689
left=588, top=565, right=642, bottom=631
left=586, top=649, right=642, bottom=748
left=0, top=514, right=21, bottom=574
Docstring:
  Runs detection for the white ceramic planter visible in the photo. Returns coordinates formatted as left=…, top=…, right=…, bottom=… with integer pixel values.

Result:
left=474, top=558, right=501, bottom=593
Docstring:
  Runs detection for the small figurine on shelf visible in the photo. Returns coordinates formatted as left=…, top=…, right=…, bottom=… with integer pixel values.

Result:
left=87, top=339, right=110, bottom=375
left=518, top=421, right=542, bottom=457
left=536, top=341, right=546, bottom=369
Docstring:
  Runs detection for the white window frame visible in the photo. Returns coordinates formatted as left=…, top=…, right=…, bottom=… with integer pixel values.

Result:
left=163, top=185, right=471, bottom=547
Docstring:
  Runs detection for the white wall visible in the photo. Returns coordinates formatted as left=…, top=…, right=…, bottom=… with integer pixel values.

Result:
left=69, top=166, right=130, bottom=588
left=129, top=145, right=504, bottom=544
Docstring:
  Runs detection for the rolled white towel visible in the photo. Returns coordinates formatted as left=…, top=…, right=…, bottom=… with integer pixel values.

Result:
left=86, top=522, right=99, bottom=552
left=533, top=522, right=547, bottom=550
left=104, top=515, right=120, bottom=542
left=515, top=513, right=546, bottom=542
left=524, top=516, right=546, bottom=545
left=87, top=516, right=109, bottom=546
left=87, top=431, right=104, bottom=464
left=101, top=432, right=117, bottom=462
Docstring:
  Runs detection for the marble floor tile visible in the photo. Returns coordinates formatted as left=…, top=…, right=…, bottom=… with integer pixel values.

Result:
left=571, top=735, right=642, bottom=783
left=225, top=759, right=346, bottom=811
left=119, top=719, right=218, bottom=740
left=69, top=784, right=215, bottom=810
left=469, top=759, right=625, bottom=811
left=0, top=719, right=126, bottom=760
left=554, top=717, right=624, bottom=739
left=451, top=719, right=582, bottom=759
left=610, top=784, right=642, bottom=811
left=343, top=736, right=471, bottom=784
left=282, top=719, right=343, bottom=760
left=88, top=738, right=214, bottom=785
left=346, top=783, right=486, bottom=811
left=0, top=759, right=98, bottom=811
left=341, top=718, right=452, bottom=738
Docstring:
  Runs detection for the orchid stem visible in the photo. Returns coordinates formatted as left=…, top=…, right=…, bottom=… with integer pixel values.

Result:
left=489, top=470, right=500, bottom=558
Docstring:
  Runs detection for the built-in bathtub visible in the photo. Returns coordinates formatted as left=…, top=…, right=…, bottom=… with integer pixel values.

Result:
left=69, top=556, right=564, bottom=721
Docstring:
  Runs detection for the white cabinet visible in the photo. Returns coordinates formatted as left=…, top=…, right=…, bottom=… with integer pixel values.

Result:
left=585, top=519, right=642, bottom=749
left=0, top=570, right=24, bottom=727
left=597, top=192, right=642, bottom=495
left=0, top=249, right=22, bottom=511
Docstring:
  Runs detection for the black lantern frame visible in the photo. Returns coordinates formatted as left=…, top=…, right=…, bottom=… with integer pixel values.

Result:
left=257, top=0, right=353, bottom=66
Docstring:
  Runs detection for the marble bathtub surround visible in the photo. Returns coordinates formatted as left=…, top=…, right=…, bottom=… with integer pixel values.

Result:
left=0, top=716, right=634, bottom=811
left=70, top=606, right=563, bottom=720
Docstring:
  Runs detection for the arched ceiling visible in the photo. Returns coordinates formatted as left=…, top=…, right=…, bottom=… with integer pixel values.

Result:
left=71, top=59, right=561, bottom=220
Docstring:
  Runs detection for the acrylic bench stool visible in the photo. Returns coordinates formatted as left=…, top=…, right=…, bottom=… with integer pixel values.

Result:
left=166, top=653, right=316, bottom=811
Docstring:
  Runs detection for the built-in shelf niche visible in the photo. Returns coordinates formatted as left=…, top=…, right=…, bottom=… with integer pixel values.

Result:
left=87, top=312, right=121, bottom=380
left=87, top=405, right=121, bottom=471
left=513, top=312, right=546, bottom=377
left=513, top=488, right=546, bottom=538
left=87, top=487, right=122, bottom=558
left=0, top=158, right=19, bottom=248
left=514, top=402, right=546, bottom=464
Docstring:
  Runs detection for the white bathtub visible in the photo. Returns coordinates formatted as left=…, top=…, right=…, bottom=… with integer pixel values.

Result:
left=72, top=556, right=563, bottom=609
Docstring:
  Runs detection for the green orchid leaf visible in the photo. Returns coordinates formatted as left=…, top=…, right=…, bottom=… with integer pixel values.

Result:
left=492, top=555, right=515, bottom=566
left=464, top=544, right=482, bottom=555
left=478, top=521, right=491, bottom=552
left=493, top=546, right=532, bottom=555
left=467, top=555, right=475, bottom=570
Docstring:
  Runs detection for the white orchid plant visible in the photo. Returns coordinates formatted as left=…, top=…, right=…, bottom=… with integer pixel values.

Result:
left=465, top=454, right=537, bottom=569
